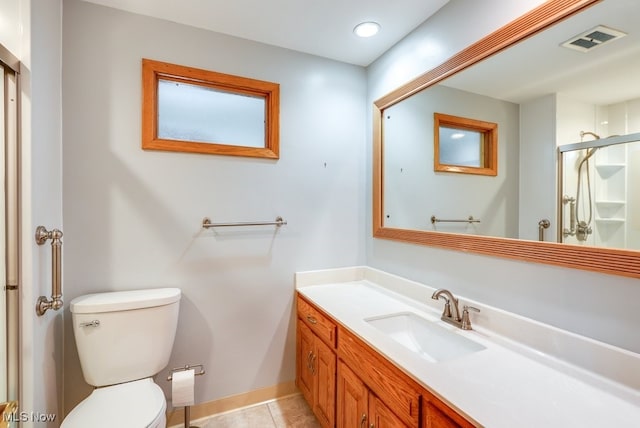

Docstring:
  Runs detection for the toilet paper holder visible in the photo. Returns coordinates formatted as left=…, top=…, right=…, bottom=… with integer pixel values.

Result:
left=167, top=364, right=205, bottom=381
left=168, top=364, right=206, bottom=428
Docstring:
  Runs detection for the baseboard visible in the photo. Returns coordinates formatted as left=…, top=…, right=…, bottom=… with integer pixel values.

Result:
left=166, top=381, right=298, bottom=427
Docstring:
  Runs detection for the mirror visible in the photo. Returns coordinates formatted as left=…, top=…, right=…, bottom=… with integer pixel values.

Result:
left=373, top=0, right=640, bottom=278
left=142, top=59, right=280, bottom=159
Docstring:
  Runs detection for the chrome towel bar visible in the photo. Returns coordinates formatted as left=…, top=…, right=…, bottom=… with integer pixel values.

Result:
left=431, top=215, right=480, bottom=224
left=202, top=216, right=287, bottom=228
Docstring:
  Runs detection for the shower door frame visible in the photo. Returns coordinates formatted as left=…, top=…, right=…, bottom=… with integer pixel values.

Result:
left=0, top=42, right=21, bottom=407
left=557, top=132, right=640, bottom=245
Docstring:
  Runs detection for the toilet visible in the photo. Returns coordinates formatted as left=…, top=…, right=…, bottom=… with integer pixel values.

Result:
left=62, top=288, right=181, bottom=428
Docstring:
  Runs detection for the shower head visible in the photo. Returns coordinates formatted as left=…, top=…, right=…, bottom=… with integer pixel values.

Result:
left=580, top=131, right=600, bottom=140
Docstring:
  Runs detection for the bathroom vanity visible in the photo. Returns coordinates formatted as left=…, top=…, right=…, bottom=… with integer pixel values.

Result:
left=295, top=267, right=640, bottom=428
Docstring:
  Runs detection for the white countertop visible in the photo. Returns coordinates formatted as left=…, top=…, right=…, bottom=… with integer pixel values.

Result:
left=295, top=267, right=640, bottom=428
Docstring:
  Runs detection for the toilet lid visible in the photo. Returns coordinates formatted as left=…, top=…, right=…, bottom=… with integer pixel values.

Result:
left=62, top=378, right=166, bottom=428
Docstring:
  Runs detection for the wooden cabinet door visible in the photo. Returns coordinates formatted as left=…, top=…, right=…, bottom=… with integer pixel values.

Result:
left=297, top=321, right=314, bottom=405
left=314, top=337, right=336, bottom=428
left=369, top=394, right=409, bottom=428
left=337, top=361, right=368, bottom=428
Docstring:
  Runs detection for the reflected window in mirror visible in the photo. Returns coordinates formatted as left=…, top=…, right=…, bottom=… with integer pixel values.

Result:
left=434, top=113, right=497, bottom=176
left=142, top=58, right=280, bottom=159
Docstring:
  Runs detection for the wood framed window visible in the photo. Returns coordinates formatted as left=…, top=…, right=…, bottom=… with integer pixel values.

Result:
left=142, top=58, right=280, bottom=159
left=434, top=113, right=497, bottom=176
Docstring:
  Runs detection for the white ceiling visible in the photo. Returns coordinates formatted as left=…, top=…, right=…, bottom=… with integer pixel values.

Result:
left=81, top=0, right=450, bottom=66
left=443, top=0, right=640, bottom=106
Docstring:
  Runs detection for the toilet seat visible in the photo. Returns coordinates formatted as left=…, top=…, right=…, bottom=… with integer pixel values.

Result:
left=62, top=378, right=166, bottom=428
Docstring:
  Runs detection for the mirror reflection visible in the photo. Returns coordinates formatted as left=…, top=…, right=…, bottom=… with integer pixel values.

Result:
left=560, top=132, right=640, bottom=250
left=381, top=0, right=640, bottom=250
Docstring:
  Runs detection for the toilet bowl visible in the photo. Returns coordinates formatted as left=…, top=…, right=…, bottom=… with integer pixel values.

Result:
left=61, top=288, right=181, bottom=428
left=62, top=379, right=166, bottom=428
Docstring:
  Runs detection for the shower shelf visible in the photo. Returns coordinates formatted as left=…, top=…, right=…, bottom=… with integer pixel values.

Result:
left=595, top=200, right=625, bottom=206
left=595, top=201, right=625, bottom=219
left=595, top=218, right=625, bottom=224
left=595, top=164, right=625, bottom=178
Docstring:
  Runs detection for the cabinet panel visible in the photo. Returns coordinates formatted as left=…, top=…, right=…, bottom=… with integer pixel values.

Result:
left=297, top=312, right=337, bottom=428
left=422, top=398, right=475, bottom=428
left=296, top=321, right=314, bottom=405
left=314, top=338, right=336, bottom=427
left=339, top=361, right=410, bottom=428
left=337, top=361, right=368, bottom=428
left=338, top=327, right=420, bottom=426
left=297, top=295, right=336, bottom=347
left=370, top=394, right=409, bottom=428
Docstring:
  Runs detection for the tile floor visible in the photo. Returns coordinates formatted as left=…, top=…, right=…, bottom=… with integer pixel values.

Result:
left=198, top=394, right=320, bottom=428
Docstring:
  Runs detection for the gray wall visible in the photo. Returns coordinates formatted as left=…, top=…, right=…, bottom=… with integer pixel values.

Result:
left=62, top=0, right=366, bottom=412
left=367, top=0, right=640, bottom=354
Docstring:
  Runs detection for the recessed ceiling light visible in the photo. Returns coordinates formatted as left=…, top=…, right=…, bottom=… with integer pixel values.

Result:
left=354, top=22, right=380, bottom=38
left=451, top=132, right=465, bottom=140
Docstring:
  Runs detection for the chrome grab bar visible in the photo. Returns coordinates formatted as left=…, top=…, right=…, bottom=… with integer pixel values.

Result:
left=562, top=195, right=576, bottom=238
left=35, top=226, right=64, bottom=316
left=431, top=215, right=480, bottom=224
left=202, top=216, right=287, bottom=228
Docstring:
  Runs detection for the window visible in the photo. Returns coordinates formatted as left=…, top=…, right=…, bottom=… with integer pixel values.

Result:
left=142, top=59, right=280, bottom=159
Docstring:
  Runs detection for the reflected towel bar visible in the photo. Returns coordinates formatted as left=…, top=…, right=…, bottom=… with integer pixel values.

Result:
left=202, top=216, right=287, bottom=228
left=431, top=215, right=480, bottom=224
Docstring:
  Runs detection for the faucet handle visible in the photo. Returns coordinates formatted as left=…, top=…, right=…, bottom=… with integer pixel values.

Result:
left=442, top=301, right=452, bottom=318
left=461, top=305, right=480, bottom=330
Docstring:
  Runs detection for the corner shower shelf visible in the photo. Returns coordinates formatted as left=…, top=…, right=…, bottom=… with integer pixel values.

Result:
left=595, top=218, right=625, bottom=224
left=595, top=164, right=625, bottom=178
left=595, top=201, right=625, bottom=219
left=595, top=200, right=626, bottom=207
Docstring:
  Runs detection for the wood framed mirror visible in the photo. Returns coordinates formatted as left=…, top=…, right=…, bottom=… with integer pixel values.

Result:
left=373, top=0, right=640, bottom=279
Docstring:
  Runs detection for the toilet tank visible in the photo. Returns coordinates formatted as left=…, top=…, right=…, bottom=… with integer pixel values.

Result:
left=70, top=288, right=181, bottom=387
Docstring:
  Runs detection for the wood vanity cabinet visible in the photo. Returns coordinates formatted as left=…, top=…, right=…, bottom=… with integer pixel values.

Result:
left=296, top=295, right=337, bottom=428
left=296, top=293, right=475, bottom=428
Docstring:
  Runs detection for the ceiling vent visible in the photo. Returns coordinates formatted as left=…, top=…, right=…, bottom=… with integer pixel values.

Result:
left=561, top=25, right=627, bottom=52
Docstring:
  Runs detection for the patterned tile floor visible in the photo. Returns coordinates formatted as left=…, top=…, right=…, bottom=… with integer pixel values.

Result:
left=198, top=394, right=320, bottom=428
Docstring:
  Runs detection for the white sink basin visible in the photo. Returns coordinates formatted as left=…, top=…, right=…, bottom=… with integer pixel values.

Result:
left=365, top=312, right=486, bottom=363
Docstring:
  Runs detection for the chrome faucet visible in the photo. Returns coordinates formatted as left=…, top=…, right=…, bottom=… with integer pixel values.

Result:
left=431, top=289, right=480, bottom=330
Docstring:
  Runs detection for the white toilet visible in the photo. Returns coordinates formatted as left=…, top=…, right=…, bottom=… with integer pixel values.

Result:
left=62, top=288, right=181, bottom=428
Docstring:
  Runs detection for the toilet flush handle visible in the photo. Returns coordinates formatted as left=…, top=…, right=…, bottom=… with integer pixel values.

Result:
left=79, top=320, right=100, bottom=328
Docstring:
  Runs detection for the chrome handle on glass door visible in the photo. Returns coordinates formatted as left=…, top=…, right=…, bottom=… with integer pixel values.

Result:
left=35, top=226, right=64, bottom=316
left=538, top=219, right=550, bottom=241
